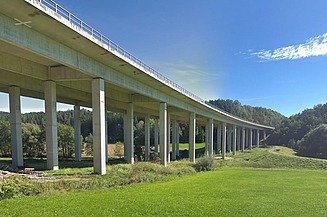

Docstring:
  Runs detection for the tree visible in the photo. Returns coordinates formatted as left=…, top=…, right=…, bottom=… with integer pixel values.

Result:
left=22, top=123, right=44, bottom=158
left=298, top=124, right=327, bottom=159
left=0, top=120, right=11, bottom=156
left=58, top=124, right=74, bottom=158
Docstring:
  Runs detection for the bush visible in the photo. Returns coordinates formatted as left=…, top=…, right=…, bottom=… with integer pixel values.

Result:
left=193, top=156, right=216, bottom=172
left=0, top=176, right=42, bottom=200
left=298, top=124, right=327, bottom=159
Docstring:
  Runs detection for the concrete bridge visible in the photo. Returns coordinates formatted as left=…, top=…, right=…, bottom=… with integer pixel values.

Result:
left=0, top=0, right=274, bottom=175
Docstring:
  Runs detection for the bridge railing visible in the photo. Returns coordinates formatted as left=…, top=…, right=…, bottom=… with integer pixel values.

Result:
left=35, top=0, right=206, bottom=104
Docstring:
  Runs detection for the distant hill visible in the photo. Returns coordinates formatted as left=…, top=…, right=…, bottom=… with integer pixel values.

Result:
left=269, top=103, right=327, bottom=148
left=207, top=99, right=286, bottom=128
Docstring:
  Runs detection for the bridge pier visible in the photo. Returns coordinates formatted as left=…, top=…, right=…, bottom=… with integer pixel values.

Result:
left=92, top=78, right=106, bottom=175
left=145, top=114, right=150, bottom=161
left=205, top=124, right=209, bottom=156
left=105, top=109, right=109, bottom=163
left=227, top=129, right=232, bottom=153
left=176, top=124, right=180, bottom=157
left=123, top=113, right=128, bottom=161
left=125, top=103, right=134, bottom=164
left=45, top=80, right=59, bottom=170
left=222, top=122, right=227, bottom=159
left=208, top=118, right=214, bottom=157
left=241, top=128, right=245, bottom=152
left=249, top=129, right=253, bottom=150
left=160, top=102, right=167, bottom=166
left=154, top=119, right=159, bottom=153
left=167, top=112, right=171, bottom=163
left=233, top=125, right=237, bottom=155
left=172, top=120, right=177, bottom=161
left=256, top=129, right=260, bottom=148
left=9, top=86, right=23, bottom=167
left=237, top=127, right=241, bottom=151
left=216, top=123, right=222, bottom=154
left=74, top=105, right=82, bottom=162
left=189, top=112, right=196, bottom=163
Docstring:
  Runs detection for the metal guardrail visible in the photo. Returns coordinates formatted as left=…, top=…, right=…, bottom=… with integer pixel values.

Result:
left=35, top=0, right=206, bottom=103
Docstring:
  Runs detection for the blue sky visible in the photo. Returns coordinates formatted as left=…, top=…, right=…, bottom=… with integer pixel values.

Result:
left=2, top=0, right=327, bottom=117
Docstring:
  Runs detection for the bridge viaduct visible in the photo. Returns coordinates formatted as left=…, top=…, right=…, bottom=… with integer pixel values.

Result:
left=0, top=0, right=274, bottom=175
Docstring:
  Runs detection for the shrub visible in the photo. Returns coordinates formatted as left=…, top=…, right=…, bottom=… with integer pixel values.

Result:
left=298, top=124, right=327, bottom=159
left=193, top=156, right=216, bottom=172
left=0, top=176, right=42, bottom=200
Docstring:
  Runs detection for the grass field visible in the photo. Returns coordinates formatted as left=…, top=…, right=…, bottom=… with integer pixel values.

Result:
left=2, top=146, right=327, bottom=216
left=1, top=167, right=327, bottom=216
left=177, top=142, right=205, bottom=150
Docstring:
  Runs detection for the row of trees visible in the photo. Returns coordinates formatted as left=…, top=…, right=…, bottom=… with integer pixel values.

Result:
left=3, top=99, right=326, bottom=160
left=0, top=121, right=75, bottom=158
left=0, top=99, right=286, bottom=159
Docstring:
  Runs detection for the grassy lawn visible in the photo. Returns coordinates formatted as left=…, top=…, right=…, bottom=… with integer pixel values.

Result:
left=222, top=146, right=327, bottom=170
left=2, top=146, right=327, bottom=216
left=1, top=167, right=327, bottom=216
left=177, top=142, right=205, bottom=150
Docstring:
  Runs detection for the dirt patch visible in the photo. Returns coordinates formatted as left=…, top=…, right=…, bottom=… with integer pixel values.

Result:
left=0, top=164, right=47, bottom=181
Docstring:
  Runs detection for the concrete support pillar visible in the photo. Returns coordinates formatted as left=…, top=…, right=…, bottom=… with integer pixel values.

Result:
left=217, top=124, right=221, bottom=153
left=241, top=128, right=245, bottom=152
left=176, top=125, right=180, bottom=156
left=167, top=112, right=171, bottom=163
left=256, top=129, right=260, bottom=148
left=227, top=130, right=232, bottom=152
left=154, top=119, right=159, bottom=153
left=44, top=81, right=58, bottom=170
left=208, top=118, right=214, bottom=156
left=249, top=129, right=253, bottom=150
left=245, top=128, right=249, bottom=149
left=9, top=86, right=23, bottom=167
left=105, top=110, right=108, bottom=163
left=222, top=122, right=227, bottom=159
left=123, top=113, right=128, bottom=161
left=125, top=103, right=134, bottom=164
left=233, top=125, right=237, bottom=155
left=172, top=120, right=177, bottom=161
left=189, top=112, right=196, bottom=163
left=159, top=102, right=167, bottom=166
left=74, top=105, right=81, bottom=162
left=144, top=114, right=150, bottom=161
left=236, top=127, right=241, bottom=151
left=204, top=123, right=209, bottom=156
left=92, top=78, right=106, bottom=175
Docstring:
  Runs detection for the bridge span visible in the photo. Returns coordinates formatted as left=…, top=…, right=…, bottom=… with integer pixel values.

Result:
left=0, top=0, right=274, bottom=174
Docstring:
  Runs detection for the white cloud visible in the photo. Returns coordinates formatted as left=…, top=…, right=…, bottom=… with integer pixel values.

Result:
left=250, top=33, right=327, bottom=61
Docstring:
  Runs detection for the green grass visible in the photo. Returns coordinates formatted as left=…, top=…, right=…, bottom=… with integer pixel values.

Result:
left=177, top=142, right=205, bottom=150
left=221, top=146, right=327, bottom=170
left=2, top=146, right=327, bottom=216
left=1, top=167, right=327, bottom=216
